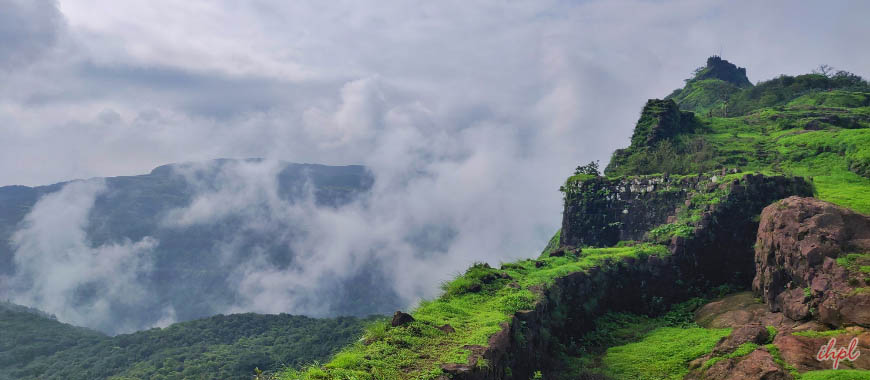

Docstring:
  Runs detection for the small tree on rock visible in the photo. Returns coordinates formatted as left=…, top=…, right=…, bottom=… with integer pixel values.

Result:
left=574, top=160, right=600, bottom=176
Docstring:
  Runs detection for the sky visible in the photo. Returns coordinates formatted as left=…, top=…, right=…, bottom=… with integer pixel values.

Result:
left=1, top=0, right=869, bottom=332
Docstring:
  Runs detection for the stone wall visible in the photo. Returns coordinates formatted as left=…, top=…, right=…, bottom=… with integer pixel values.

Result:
left=560, top=173, right=705, bottom=247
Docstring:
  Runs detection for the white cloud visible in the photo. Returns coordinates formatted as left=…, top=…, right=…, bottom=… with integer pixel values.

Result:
left=7, top=180, right=160, bottom=333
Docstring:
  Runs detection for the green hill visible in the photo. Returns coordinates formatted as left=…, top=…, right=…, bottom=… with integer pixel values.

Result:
left=0, top=301, right=374, bottom=380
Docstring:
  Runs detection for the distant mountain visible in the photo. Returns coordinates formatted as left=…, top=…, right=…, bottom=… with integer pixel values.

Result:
left=0, top=159, right=402, bottom=334
left=0, top=300, right=374, bottom=380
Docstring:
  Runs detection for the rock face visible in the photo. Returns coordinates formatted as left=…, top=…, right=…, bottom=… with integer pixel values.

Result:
left=753, top=196, right=870, bottom=327
left=561, top=173, right=812, bottom=287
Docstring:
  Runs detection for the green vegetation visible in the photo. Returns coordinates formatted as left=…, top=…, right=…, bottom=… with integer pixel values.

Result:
left=837, top=253, right=870, bottom=273
left=647, top=222, right=694, bottom=243
left=667, top=59, right=870, bottom=117
left=766, top=325, right=778, bottom=342
left=278, top=244, right=669, bottom=380
left=0, top=302, right=372, bottom=380
left=602, top=327, right=730, bottom=380
left=539, top=229, right=562, bottom=257
left=701, top=342, right=758, bottom=369
left=603, top=91, right=870, bottom=214
left=547, top=298, right=725, bottom=380
left=600, top=58, right=870, bottom=214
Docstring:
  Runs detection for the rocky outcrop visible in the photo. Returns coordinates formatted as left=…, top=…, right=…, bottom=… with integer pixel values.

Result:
left=688, top=349, right=792, bottom=380
left=688, top=293, right=870, bottom=379
left=691, top=56, right=752, bottom=87
left=562, top=172, right=812, bottom=287
left=694, top=292, right=823, bottom=332
left=630, top=99, right=698, bottom=148
left=390, top=311, right=415, bottom=327
left=753, top=196, right=870, bottom=327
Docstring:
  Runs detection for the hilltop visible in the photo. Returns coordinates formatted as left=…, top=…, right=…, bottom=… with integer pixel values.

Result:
left=278, top=58, right=870, bottom=380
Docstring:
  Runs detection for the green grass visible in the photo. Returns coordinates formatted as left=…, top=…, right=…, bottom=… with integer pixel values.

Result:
left=603, top=101, right=870, bottom=214
left=278, top=244, right=669, bottom=380
left=601, top=327, right=730, bottom=380
left=702, top=342, right=759, bottom=369
left=766, top=325, right=778, bottom=342
left=836, top=253, right=870, bottom=274
left=539, top=229, right=562, bottom=257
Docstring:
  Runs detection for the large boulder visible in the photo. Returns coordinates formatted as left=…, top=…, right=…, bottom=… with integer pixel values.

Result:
left=753, top=196, right=870, bottom=327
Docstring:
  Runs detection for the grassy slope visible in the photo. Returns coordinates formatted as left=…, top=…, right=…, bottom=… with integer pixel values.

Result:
left=609, top=91, right=870, bottom=214
left=278, top=244, right=668, bottom=380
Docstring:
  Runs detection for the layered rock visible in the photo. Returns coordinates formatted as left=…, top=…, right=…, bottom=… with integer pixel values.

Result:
left=753, top=196, right=870, bottom=327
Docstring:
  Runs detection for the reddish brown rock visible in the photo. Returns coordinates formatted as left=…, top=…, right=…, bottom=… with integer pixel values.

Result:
left=694, top=292, right=816, bottom=332
left=687, top=349, right=792, bottom=380
left=753, top=196, right=870, bottom=327
left=712, top=324, right=770, bottom=355
left=774, top=331, right=870, bottom=371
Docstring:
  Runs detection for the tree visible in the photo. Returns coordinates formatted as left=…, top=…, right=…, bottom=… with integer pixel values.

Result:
left=574, top=161, right=600, bottom=176
left=813, top=64, right=835, bottom=78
